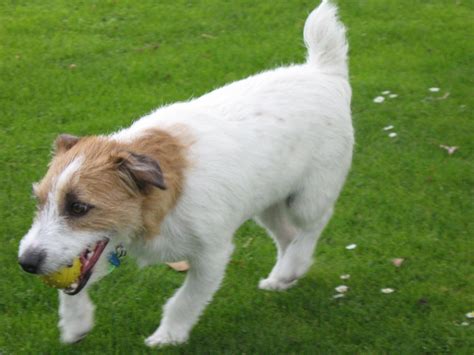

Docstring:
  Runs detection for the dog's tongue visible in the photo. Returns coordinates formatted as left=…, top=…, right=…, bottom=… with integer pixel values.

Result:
left=80, top=239, right=109, bottom=274
left=81, top=239, right=109, bottom=276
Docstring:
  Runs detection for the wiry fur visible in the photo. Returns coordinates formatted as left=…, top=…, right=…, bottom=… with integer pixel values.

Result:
left=19, top=1, right=353, bottom=347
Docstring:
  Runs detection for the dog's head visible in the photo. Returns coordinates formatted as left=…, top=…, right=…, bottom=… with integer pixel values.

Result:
left=18, top=133, right=169, bottom=294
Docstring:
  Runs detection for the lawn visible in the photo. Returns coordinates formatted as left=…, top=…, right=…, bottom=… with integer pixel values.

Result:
left=1, top=0, right=473, bottom=353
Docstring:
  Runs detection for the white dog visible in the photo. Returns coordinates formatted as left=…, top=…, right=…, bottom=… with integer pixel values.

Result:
left=18, top=0, right=352, bottom=347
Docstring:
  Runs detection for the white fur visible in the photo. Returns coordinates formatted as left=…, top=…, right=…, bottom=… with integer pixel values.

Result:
left=55, top=156, right=83, bottom=198
left=59, top=290, right=95, bottom=344
left=304, top=0, right=349, bottom=77
left=19, top=1, right=353, bottom=347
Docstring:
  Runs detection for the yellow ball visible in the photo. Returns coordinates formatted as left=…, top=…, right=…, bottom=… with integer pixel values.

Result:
left=40, top=257, right=82, bottom=289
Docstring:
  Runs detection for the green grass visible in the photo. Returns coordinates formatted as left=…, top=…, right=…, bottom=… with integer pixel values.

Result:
left=1, top=0, right=473, bottom=353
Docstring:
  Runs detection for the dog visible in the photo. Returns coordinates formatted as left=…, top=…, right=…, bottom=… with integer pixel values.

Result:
left=18, top=0, right=352, bottom=347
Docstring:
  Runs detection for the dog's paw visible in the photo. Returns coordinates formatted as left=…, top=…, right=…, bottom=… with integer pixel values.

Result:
left=59, top=321, right=93, bottom=344
left=145, top=326, right=188, bottom=348
left=60, top=330, right=90, bottom=344
left=258, top=277, right=297, bottom=291
left=59, top=313, right=94, bottom=344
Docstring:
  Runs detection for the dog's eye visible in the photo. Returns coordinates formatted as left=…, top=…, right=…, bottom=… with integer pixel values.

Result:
left=69, top=202, right=91, bottom=217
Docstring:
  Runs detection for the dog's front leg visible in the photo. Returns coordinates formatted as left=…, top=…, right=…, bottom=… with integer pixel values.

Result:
left=58, top=290, right=95, bottom=343
left=145, top=243, right=234, bottom=347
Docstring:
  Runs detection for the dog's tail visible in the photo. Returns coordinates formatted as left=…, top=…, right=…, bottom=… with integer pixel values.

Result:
left=304, top=0, right=348, bottom=77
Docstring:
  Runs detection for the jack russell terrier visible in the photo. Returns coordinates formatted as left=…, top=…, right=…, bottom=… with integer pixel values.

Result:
left=19, top=0, right=353, bottom=347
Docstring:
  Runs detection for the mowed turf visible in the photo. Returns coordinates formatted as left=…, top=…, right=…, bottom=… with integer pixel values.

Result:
left=1, top=0, right=473, bottom=353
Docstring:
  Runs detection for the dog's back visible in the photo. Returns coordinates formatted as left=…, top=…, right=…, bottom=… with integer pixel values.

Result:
left=128, top=1, right=354, bottom=230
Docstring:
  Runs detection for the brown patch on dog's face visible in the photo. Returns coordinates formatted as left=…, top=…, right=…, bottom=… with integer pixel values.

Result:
left=60, top=148, right=144, bottom=233
left=33, top=129, right=189, bottom=239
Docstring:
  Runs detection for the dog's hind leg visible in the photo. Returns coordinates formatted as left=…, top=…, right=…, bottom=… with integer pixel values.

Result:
left=258, top=173, right=339, bottom=291
left=145, top=241, right=234, bottom=347
left=255, top=203, right=299, bottom=290
left=259, top=204, right=333, bottom=291
left=58, top=290, right=95, bottom=343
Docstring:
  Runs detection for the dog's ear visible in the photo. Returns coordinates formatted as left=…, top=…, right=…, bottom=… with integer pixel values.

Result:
left=114, top=151, right=167, bottom=193
left=54, top=134, right=80, bottom=154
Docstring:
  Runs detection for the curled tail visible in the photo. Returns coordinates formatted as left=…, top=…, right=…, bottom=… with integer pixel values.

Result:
left=304, top=0, right=348, bottom=77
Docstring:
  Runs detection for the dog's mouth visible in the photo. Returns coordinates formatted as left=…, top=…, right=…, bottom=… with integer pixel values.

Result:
left=63, top=239, right=109, bottom=295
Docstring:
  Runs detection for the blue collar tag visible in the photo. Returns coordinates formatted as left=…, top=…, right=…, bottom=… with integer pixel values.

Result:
left=108, top=252, right=121, bottom=267
left=107, top=244, right=126, bottom=272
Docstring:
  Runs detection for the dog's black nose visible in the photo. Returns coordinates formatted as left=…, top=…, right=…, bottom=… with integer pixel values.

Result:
left=19, top=249, right=46, bottom=274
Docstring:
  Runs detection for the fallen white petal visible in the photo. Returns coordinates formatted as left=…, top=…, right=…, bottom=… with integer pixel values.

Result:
left=346, top=243, right=357, bottom=250
left=383, top=125, right=394, bottom=131
left=466, top=312, right=474, bottom=319
left=439, top=145, right=458, bottom=155
left=332, top=293, right=345, bottom=299
left=373, top=96, right=385, bottom=103
left=335, top=285, right=349, bottom=293
left=382, top=90, right=391, bottom=95
left=381, top=288, right=395, bottom=294
left=389, top=94, right=398, bottom=98
left=391, top=258, right=404, bottom=267
left=429, top=87, right=440, bottom=92
left=388, top=132, right=397, bottom=138
left=340, top=274, right=351, bottom=280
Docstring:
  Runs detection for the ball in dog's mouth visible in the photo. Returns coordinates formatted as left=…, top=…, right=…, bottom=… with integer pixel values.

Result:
left=40, top=239, right=109, bottom=295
